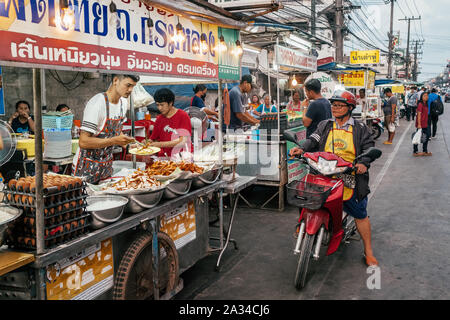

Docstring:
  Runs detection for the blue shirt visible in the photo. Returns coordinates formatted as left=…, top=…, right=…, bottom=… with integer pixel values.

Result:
left=428, top=93, right=441, bottom=115
left=255, top=103, right=277, bottom=114
left=227, top=85, right=246, bottom=129
left=191, top=95, right=206, bottom=109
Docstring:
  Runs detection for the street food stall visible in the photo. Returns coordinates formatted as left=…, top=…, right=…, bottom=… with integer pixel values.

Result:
left=223, top=41, right=317, bottom=211
left=0, top=0, right=246, bottom=300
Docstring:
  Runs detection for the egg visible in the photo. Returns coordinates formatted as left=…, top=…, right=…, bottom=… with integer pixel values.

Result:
left=23, top=181, right=31, bottom=193
left=14, top=194, right=21, bottom=203
left=63, top=203, right=70, bottom=212
left=21, top=195, right=28, bottom=204
left=8, top=179, right=17, bottom=190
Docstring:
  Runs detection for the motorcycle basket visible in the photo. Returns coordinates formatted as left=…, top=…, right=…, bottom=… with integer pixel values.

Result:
left=286, top=180, right=332, bottom=210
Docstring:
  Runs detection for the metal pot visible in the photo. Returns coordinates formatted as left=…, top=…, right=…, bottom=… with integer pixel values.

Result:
left=86, top=195, right=128, bottom=229
left=124, top=187, right=165, bottom=214
left=163, top=178, right=193, bottom=200
left=192, top=165, right=223, bottom=189
left=0, top=205, right=22, bottom=246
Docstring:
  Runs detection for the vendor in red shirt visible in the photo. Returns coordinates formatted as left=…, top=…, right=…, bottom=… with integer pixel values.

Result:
left=148, top=88, right=192, bottom=157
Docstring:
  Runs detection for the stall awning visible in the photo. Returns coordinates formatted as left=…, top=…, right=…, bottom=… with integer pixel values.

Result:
left=318, top=62, right=379, bottom=74
left=375, top=79, right=403, bottom=86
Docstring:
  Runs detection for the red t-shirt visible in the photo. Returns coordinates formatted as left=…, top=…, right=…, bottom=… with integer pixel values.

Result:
left=150, top=109, right=192, bottom=157
left=416, top=102, right=428, bottom=129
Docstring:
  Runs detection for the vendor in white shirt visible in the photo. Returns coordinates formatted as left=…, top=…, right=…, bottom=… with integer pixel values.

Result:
left=72, top=74, right=138, bottom=184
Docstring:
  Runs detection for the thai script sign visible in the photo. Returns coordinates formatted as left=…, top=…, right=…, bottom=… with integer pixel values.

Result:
left=339, top=70, right=366, bottom=88
left=0, top=0, right=219, bottom=79
left=275, top=45, right=317, bottom=73
left=350, top=50, right=380, bottom=65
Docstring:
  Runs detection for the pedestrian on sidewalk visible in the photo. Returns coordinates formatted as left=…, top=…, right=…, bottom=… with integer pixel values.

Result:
left=428, top=88, right=443, bottom=139
left=407, top=87, right=419, bottom=121
left=382, top=88, right=396, bottom=145
left=413, top=91, right=432, bottom=157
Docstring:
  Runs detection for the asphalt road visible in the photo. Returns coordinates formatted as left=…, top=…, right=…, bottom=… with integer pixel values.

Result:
left=176, top=102, right=450, bottom=300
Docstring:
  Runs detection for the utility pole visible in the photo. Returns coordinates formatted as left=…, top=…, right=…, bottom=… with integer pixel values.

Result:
left=311, top=0, right=316, bottom=36
left=399, top=16, right=421, bottom=80
left=412, top=40, right=424, bottom=81
left=335, top=0, right=343, bottom=62
left=387, top=0, right=395, bottom=79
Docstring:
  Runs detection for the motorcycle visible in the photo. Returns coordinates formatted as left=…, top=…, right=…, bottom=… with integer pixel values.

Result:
left=367, top=117, right=384, bottom=140
left=284, top=131, right=382, bottom=289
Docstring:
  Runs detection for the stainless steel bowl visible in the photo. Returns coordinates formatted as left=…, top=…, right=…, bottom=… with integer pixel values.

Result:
left=0, top=205, right=23, bottom=246
left=192, top=165, right=223, bottom=189
left=86, top=195, right=128, bottom=229
left=163, top=178, right=193, bottom=200
left=124, top=187, right=165, bottom=214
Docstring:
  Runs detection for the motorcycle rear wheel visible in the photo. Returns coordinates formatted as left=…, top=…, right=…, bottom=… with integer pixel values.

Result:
left=294, top=232, right=316, bottom=289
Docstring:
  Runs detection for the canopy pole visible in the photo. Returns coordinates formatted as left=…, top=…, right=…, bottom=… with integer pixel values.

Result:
left=130, top=93, right=136, bottom=168
left=34, top=68, right=45, bottom=255
left=218, top=79, right=223, bottom=167
left=276, top=38, right=280, bottom=143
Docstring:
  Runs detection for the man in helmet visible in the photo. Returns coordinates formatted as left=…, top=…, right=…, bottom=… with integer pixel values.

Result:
left=289, top=90, right=378, bottom=266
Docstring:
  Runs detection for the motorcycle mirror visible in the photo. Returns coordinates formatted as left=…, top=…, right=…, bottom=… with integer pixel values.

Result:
left=357, top=147, right=382, bottom=161
left=283, top=131, right=300, bottom=146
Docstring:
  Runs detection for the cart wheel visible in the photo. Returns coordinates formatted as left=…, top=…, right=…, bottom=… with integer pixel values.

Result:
left=113, top=231, right=179, bottom=300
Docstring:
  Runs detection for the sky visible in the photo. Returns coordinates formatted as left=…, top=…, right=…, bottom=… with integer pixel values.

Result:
left=347, top=0, right=449, bottom=82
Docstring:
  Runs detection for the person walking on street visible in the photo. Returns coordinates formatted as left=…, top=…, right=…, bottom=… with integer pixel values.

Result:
left=413, top=91, right=432, bottom=157
left=408, top=87, right=419, bottom=121
left=382, top=88, right=396, bottom=145
left=428, top=88, right=443, bottom=139
left=302, top=79, right=332, bottom=138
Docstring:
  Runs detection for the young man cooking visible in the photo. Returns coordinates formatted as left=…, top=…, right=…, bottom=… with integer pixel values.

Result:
left=72, top=74, right=139, bottom=184
left=148, top=88, right=192, bottom=157
left=289, top=90, right=378, bottom=267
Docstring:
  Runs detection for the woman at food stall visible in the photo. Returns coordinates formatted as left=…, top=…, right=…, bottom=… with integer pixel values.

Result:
left=72, top=74, right=138, bottom=184
left=7, top=100, right=35, bottom=134
left=253, top=94, right=277, bottom=117
left=249, top=94, right=260, bottom=110
left=287, top=90, right=302, bottom=113
left=149, top=88, right=192, bottom=157
left=191, top=84, right=219, bottom=120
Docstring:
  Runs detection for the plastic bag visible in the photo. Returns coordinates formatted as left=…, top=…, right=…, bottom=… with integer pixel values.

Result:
left=412, top=129, right=421, bottom=145
left=388, top=122, right=395, bottom=133
left=132, top=82, right=154, bottom=108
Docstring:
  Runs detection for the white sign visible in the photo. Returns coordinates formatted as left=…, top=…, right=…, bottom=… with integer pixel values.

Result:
left=209, top=0, right=276, bottom=8
left=275, top=45, right=317, bottom=73
left=305, top=72, right=337, bottom=99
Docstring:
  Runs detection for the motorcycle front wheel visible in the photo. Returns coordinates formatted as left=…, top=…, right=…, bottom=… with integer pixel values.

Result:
left=371, top=124, right=382, bottom=140
left=294, top=232, right=316, bottom=289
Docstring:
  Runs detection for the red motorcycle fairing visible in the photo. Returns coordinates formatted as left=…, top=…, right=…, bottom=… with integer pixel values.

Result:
left=297, top=174, right=346, bottom=256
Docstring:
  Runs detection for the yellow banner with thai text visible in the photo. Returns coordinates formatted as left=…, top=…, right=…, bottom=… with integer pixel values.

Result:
left=350, top=50, right=380, bottom=64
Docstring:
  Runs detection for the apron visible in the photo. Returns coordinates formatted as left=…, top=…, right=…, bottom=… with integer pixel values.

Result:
left=324, top=122, right=356, bottom=201
left=72, top=93, right=124, bottom=184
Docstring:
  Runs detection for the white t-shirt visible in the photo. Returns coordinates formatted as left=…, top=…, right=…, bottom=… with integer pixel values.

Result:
left=80, top=93, right=128, bottom=135
left=73, top=93, right=128, bottom=168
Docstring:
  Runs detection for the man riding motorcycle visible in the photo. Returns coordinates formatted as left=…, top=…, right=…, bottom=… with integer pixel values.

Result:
left=289, top=90, right=378, bottom=266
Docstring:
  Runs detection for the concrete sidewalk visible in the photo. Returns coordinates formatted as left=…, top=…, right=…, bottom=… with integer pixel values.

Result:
left=176, top=109, right=450, bottom=300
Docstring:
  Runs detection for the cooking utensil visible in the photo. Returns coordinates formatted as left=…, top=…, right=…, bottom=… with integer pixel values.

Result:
left=0, top=205, right=23, bottom=246
left=86, top=195, right=128, bottom=229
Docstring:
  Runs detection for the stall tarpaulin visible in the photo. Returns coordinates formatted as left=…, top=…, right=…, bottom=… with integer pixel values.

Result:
left=0, top=0, right=220, bottom=79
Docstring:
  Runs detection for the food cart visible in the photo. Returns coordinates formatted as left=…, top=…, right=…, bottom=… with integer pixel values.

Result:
left=0, top=0, right=246, bottom=300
